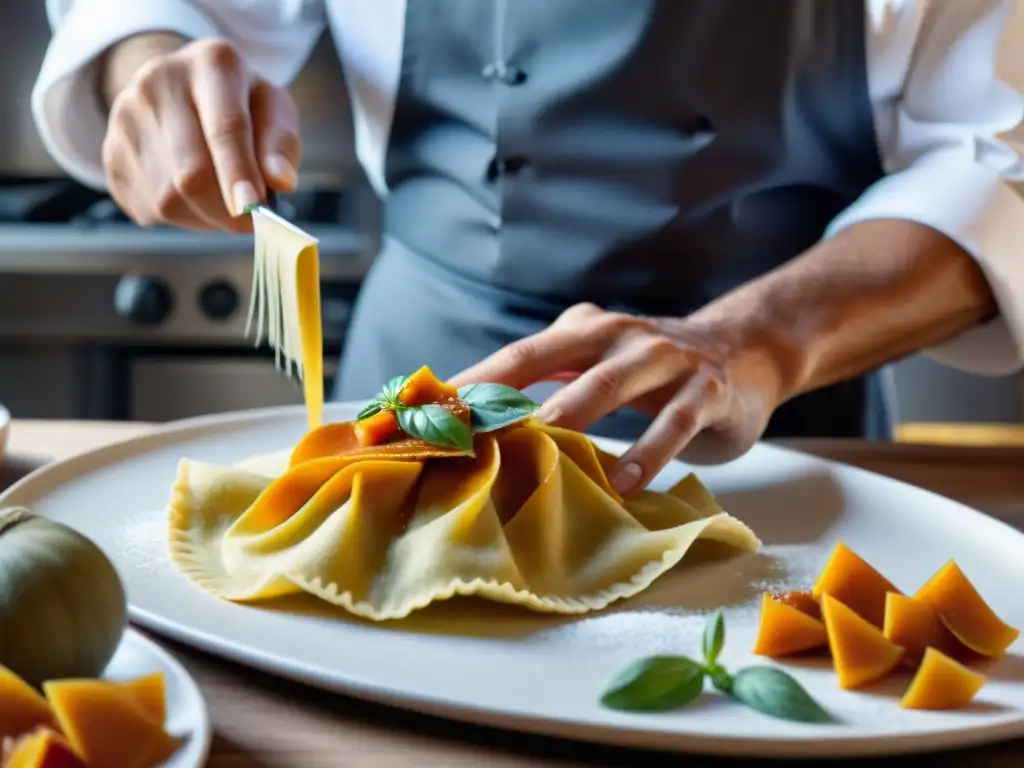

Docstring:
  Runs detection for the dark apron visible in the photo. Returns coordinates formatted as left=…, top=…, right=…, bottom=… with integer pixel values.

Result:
left=335, top=0, right=892, bottom=442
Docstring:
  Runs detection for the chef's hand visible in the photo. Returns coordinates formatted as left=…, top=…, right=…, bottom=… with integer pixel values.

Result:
left=101, top=37, right=300, bottom=232
left=449, top=303, right=786, bottom=495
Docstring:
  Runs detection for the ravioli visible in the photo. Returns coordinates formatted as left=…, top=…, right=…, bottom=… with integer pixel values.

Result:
left=167, top=417, right=760, bottom=621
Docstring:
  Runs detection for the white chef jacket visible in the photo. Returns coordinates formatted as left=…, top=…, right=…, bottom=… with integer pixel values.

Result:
left=30, top=0, right=1024, bottom=377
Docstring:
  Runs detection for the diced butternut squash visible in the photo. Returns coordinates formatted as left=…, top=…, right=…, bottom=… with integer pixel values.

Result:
left=770, top=590, right=821, bottom=621
left=353, top=409, right=401, bottom=448
left=44, top=679, right=180, bottom=768
left=913, top=561, right=1020, bottom=658
left=812, top=542, right=900, bottom=628
left=5, top=728, right=85, bottom=768
left=117, top=673, right=166, bottom=724
left=0, top=665, right=55, bottom=740
left=752, top=592, right=829, bottom=657
left=899, top=647, right=988, bottom=710
left=399, top=365, right=459, bottom=406
left=882, top=591, right=965, bottom=666
left=820, top=594, right=904, bottom=689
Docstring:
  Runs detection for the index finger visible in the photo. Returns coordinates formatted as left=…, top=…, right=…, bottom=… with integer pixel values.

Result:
left=190, top=46, right=265, bottom=215
left=448, top=328, right=600, bottom=391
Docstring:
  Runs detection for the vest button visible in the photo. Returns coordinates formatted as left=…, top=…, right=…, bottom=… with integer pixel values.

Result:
left=482, top=63, right=527, bottom=85
left=487, top=155, right=531, bottom=180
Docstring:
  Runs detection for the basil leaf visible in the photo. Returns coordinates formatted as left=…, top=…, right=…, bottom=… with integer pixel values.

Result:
left=729, top=666, right=831, bottom=724
left=382, top=375, right=409, bottom=404
left=356, top=402, right=383, bottom=421
left=457, top=383, right=539, bottom=433
left=397, top=404, right=474, bottom=453
left=600, top=656, right=705, bottom=712
left=707, top=665, right=733, bottom=694
left=703, top=610, right=726, bottom=666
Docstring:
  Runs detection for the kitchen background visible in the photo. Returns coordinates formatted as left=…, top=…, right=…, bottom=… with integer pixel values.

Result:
left=2, top=3, right=1023, bottom=426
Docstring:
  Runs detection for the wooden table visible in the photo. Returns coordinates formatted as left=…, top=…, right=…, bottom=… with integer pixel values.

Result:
left=3, top=420, right=1024, bottom=767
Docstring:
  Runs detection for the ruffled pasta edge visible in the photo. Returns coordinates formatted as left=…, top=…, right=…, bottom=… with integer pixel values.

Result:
left=167, top=458, right=762, bottom=621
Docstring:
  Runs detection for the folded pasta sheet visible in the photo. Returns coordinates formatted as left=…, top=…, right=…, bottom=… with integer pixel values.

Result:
left=167, top=418, right=760, bottom=621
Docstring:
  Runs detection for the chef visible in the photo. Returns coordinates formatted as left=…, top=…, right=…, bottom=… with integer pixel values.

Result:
left=32, top=0, right=1024, bottom=494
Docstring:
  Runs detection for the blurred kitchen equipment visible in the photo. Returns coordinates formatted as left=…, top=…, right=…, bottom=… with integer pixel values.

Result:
left=0, top=3, right=381, bottom=421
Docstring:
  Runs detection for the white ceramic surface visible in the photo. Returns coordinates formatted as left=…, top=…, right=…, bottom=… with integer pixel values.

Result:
left=1, top=402, right=1022, bottom=758
left=106, top=628, right=211, bottom=767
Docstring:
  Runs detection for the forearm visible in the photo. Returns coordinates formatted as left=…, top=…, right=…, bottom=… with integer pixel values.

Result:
left=97, top=32, right=189, bottom=109
left=695, top=219, right=999, bottom=403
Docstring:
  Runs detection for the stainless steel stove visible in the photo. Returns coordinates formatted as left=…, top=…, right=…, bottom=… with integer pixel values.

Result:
left=0, top=179, right=379, bottom=421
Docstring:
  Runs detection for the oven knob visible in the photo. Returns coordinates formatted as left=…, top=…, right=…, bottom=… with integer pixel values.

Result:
left=198, top=280, right=239, bottom=321
left=114, top=274, right=174, bottom=326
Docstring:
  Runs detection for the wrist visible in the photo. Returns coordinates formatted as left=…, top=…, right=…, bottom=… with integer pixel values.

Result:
left=97, top=32, right=189, bottom=110
left=684, top=274, right=818, bottom=409
left=674, top=301, right=802, bottom=414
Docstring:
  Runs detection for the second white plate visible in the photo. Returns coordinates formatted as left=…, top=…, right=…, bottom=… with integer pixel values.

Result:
left=106, top=628, right=211, bottom=767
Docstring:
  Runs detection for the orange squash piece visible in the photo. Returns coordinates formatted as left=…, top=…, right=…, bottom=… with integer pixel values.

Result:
left=900, top=647, right=988, bottom=710
left=0, top=665, right=55, bottom=739
left=913, top=560, right=1020, bottom=658
left=812, top=542, right=900, bottom=628
left=753, top=592, right=829, bottom=657
left=820, top=594, right=904, bottom=689
left=118, top=673, right=167, bottom=724
left=44, top=679, right=180, bottom=768
left=771, top=590, right=821, bottom=621
left=5, top=728, right=85, bottom=768
left=882, top=591, right=965, bottom=666
left=399, top=365, right=459, bottom=406
left=289, top=422, right=467, bottom=466
left=353, top=409, right=402, bottom=448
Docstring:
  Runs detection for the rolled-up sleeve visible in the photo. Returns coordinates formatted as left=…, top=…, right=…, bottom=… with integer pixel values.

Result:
left=827, top=0, right=1024, bottom=376
left=32, top=0, right=325, bottom=190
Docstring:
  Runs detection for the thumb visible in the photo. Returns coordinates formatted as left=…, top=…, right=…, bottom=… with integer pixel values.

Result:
left=251, top=80, right=301, bottom=192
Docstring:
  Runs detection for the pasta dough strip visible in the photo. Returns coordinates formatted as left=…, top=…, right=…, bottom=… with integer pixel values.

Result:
left=245, top=208, right=325, bottom=430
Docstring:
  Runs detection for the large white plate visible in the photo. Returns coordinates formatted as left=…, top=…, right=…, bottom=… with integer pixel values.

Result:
left=1, top=403, right=1022, bottom=758
left=104, top=628, right=211, bottom=767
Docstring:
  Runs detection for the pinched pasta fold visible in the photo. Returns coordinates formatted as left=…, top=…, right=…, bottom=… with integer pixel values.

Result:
left=167, top=418, right=760, bottom=620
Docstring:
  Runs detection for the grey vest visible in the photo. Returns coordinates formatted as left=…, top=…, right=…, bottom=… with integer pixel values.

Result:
left=336, top=0, right=890, bottom=441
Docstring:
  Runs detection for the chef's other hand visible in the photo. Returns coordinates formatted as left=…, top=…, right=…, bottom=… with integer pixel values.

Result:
left=101, top=37, right=300, bottom=232
left=449, top=303, right=787, bottom=495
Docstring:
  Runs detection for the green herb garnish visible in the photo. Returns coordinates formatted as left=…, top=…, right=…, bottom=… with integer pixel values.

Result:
left=354, top=372, right=538, bottom=451
left=600, top=656, right=706, bottom=712
left=397, top=404, right=473, bottom=453
left=457, top=383, right=539, bottom=433
left=600, top=610, right=831, bottom=724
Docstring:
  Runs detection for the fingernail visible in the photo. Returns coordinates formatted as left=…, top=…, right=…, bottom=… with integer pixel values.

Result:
left=265, top=154, right=297, bottom=188
left=231, top=180, right=259, bottom=216
left=610, top=462, right=642, bottom=496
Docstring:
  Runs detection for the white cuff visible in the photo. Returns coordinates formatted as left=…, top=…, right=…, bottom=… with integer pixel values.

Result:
left=31, top=0, right=220, bottom=190
left=825, top=153, right=1024, bottom=376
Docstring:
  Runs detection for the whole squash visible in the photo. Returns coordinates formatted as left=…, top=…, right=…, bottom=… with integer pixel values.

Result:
left=0, top=507, right=127, bottom=688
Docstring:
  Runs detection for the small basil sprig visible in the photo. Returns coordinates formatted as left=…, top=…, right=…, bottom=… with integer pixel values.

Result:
left=356, top=374, right=473, bottom=452
left=356, top=375, right=409, bottom=421
left=457, top=383, right=539, bottom=432
left=600, top=610, right=831, bottom=724
left=355, top=376, right=538, bottom=452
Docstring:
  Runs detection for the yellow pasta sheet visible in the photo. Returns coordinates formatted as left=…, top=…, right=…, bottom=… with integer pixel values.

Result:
left=167, top=418, right=760, bottom=621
